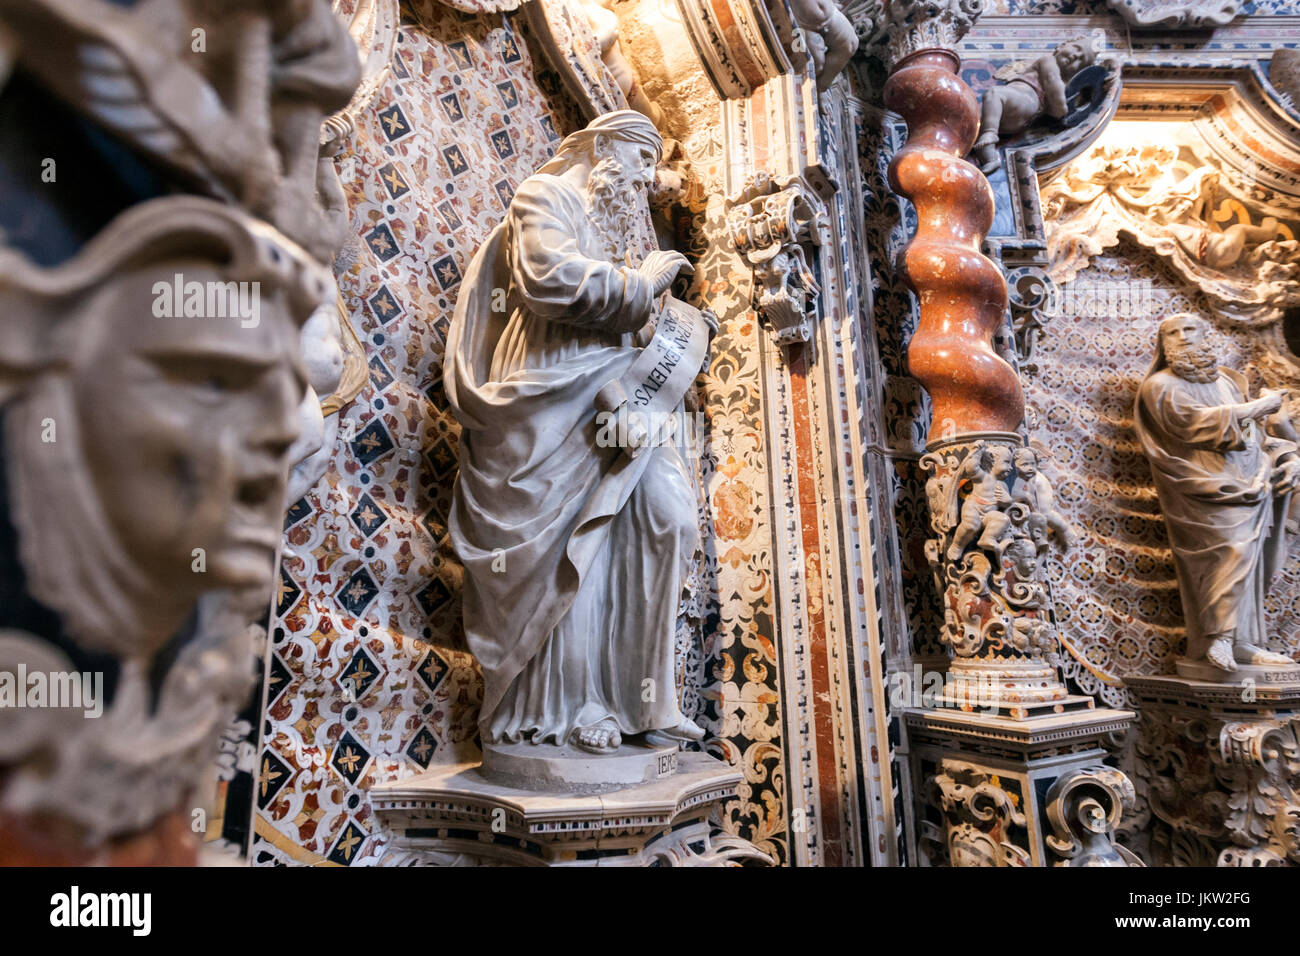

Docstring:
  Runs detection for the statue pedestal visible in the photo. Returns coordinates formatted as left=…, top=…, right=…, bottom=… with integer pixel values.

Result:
left=479, top=739, right=680, bottom=794
left=902, top=704, right=1139, bottom=866
left=1174, top=656, right=1300, bottom=685
left=1127, top=673, right=1300, bottom=866
left=369, top=751, right=773, bottom=867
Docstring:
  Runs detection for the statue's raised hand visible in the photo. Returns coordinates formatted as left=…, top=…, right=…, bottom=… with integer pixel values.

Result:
left=1245, top=391, right=1284, bottom=422
left=638, top=250, right=694, bottom=297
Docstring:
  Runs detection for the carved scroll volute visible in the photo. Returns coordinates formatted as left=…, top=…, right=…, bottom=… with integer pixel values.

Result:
left=1045, top=766, right=1143, bottom=867
left=929, top=760, right=1031, bottom=867
left=883, top=39, right=1024, bottom=443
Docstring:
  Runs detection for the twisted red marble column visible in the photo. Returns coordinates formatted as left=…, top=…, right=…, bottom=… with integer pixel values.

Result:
left=884, top=50, right=1023, bottom=442
left=883, top=46, right=1075, bottom=716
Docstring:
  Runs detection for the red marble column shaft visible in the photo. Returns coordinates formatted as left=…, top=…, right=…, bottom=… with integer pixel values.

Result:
left=884, top=50, right=1023, bottom=443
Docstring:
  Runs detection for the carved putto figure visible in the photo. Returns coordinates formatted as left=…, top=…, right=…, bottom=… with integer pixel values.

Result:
left=923, top=438, right=1076, bottom=667
left=446, top=111, right=714, bottom=756
left=972, top=38, right=1098, bottom=174
left=1134, top=314, right=1300, bottom=675
left=1011, top=447, right=1074, bottom=549
left=788, top=0, right=859, bottom=90
left=945, top=442, right=1014, bottom=561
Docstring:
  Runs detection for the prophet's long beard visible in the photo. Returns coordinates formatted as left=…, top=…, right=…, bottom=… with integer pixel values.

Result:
left=587, top=158, right=639, bottom=263
left=1166, top=340, right=1220, bottom=384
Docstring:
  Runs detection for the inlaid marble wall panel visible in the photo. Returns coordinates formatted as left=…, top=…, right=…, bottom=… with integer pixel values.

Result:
left=1024, top=240, right=1300, bottom=707
left=855, top=104, right=946, bottom=665
left=250, top=1, right=584, bottom=866
left=670, top=106, right=790, bottom=867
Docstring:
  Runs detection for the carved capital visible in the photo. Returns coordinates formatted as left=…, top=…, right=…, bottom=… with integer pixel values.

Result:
left=726, top=173, right=829, bottom=345
left=880, top=0, right=983, bottom=70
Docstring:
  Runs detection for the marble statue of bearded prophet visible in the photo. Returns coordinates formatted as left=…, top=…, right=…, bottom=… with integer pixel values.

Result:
left=445, top=110, right=712, bottom=756
left=1134, top=314, right=1300, bottom=675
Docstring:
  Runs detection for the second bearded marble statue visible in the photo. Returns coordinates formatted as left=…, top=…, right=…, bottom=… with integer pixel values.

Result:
left=1134, top=314, right=1300, bottom=677
left=445, top=110, right=713, bottom=759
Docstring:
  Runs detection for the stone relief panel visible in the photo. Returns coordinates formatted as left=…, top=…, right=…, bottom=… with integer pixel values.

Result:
left=1045, top=137, right=1300, bottom=328
left=1022, top=240, right=1300, bottom=707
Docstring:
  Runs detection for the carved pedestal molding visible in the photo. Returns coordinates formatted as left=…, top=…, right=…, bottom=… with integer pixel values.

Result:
left=1128, top=675, right=1300, bottom=867
left=725, top=173, right=830, bottom=344
left=370, top=752, right=773, bottom=866
left=905, top=708, right=1137, bottom=865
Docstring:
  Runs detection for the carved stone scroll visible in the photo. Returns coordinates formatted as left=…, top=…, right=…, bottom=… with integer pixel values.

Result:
left=1045, top=765, right=1145, bottom=866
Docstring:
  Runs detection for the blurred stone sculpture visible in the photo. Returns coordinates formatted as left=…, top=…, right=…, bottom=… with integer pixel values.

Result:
left=1134, top=314, right=1300, bottom=677
left=0, top=0, right=360, bottom=262
left=446, top=110, right=714, bottom=762
left=0, top=0, right=356, bottom=863
left=972, top=38, right=1097, bottom=173
left=0, top=197, right=329, bottom=857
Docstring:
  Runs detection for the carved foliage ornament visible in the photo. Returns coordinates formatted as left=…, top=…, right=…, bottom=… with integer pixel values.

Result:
left=1216, top=718, right=1300, bottom=866
left=1136, top=710, right=1300, bottom=866
left=726, top=173, right=829, bottom=345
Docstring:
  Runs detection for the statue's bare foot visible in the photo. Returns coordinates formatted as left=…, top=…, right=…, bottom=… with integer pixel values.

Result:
left=646, top=719, right=705, bottom=747
left=1234, top=642, right=1296, bottom=667
left=973, top=143, right=1001, bottom=175
left=1205, top=637, right=1237, bottom=673
left=571, top=720, right=622, bottom=754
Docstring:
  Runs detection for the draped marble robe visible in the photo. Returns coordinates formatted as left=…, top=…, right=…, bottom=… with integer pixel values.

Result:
left=1134, top=366, right=1297, bottom=660
left=445, top=173, right=698, bottom=745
